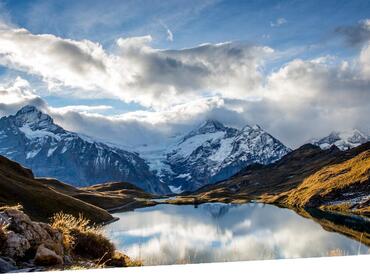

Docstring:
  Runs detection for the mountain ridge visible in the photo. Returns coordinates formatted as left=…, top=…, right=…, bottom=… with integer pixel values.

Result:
left=0, top=105, right=170, bottom=194
left=311, top=129, right=369, bottom=151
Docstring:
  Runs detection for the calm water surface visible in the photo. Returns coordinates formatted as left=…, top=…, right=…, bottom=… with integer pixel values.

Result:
left=104, top=203, right=369, bottom=265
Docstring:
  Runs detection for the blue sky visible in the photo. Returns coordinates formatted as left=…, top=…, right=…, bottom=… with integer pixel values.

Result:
left=2, top=0, right=369, bottom=50
left=0, top=0, right=369, bottom=147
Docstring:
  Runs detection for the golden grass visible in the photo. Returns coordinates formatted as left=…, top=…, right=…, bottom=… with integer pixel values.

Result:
left=104, top=251, right=143, bottom=267
left=50, top=212, right=115, bottom=260
left=279, top=150, right=370, bottom=208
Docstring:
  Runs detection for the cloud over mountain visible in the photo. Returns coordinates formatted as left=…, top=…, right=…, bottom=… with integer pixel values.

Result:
left=0, top=20, right=370, bottom=148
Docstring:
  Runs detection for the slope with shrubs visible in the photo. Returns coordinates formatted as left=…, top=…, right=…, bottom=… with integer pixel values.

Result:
left=50, top=212, right=142, bottom=267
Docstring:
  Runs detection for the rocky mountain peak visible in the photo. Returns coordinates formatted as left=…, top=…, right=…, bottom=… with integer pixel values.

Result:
left=14, top=105, right=55, bottom=130
left=182, top=119, right=226, bottom=141
left=196, top=119, right=225, bottom=133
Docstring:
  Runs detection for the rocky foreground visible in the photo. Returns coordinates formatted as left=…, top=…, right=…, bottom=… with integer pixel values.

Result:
left=0, top=206, right=140, bottom=273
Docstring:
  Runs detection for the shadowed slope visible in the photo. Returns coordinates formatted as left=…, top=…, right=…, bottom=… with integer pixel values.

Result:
left=0, top=155, right=113, bottom=224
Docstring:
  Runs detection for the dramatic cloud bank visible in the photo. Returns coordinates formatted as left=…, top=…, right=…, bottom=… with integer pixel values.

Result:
left=0, top=21, right=370, bottom=148
left=0, top=23, right=272, bottom=108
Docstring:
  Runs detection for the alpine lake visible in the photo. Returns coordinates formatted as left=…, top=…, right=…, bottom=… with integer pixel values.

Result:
left=104, top=202, right=370, bottom=265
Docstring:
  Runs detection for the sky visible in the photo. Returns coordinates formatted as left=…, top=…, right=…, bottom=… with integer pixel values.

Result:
left=0, top=0, right=369, bottom=148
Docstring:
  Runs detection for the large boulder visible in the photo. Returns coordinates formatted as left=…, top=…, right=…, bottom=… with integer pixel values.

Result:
left=34, top=244, right=63, bottom=266
left=0, top=208, right=64, bottom=260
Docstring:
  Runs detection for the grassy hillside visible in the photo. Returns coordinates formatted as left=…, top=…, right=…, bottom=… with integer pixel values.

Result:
left=271, top=150, right=370, bottom=215
left=38, top=179, right=156, bottom=211
left=0, top=155, right=113, bottom=224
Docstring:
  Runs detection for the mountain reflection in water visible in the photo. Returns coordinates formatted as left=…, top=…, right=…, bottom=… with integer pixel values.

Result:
left=104, top=203, right=369, bottom=265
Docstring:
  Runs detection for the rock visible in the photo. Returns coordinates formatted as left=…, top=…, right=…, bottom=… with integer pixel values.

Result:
left=0, top=208, right=64, bottom=259
left=3, top=209, right=52, bottom=246
left=3, top=231, right=31, bottom=258
left=34, top=244, right=63, bottom=266
left=0, top=257, right=17, bottom=273
left=63, top=255, right=73, bottom=265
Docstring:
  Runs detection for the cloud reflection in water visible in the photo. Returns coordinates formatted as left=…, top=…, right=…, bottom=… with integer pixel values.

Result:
left=105, top=203, right=369, bottom=265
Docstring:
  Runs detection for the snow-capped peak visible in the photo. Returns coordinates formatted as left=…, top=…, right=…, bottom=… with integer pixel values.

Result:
left=147, top=120, right=290, bottom=192
left=311, top=129, right=369, bottom=150
left=14, top=105, right=55, bottom=130
left=183, top=119, right=226, bottom=141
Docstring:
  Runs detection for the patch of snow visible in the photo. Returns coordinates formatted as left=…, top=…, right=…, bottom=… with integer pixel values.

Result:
left=26, top=149, right=41, bottom=159
left=174, top=131, right=225, bottom=158
left=78, top=133, right=97, bottom=144
left=209, top=137, right=234, bottom=162
left=176, top=173, right=191, bottom=179
left=47, top=146, right=58, bottom=157
left=168, top=185, right=183, bottom=194
left=19, top=125, right=61, bottom=141
left=61, top=146, right=68, bottom=153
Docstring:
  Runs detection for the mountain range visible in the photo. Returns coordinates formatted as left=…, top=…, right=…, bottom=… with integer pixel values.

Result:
left=0, top=105, right=368, bottom=194
left=0, top=106, right=292, bottom=194
left=0, top=106, right=168, bottom=194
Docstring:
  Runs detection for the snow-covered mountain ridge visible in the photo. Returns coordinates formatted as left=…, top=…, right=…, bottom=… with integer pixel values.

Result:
left=136, top=120, right=291, bottom=193
left=311, top=129, right=369, bottom=151
left=0, top=106, right=169, bottom=194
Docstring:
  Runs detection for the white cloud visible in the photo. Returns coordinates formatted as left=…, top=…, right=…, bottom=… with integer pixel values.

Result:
left=359, top=42, right=370, bottom=77
left=0, top=77, right=47, bottom=116
left=159, top=21, right=174, bottom=42
left=270, top=17, right=287, bottom=27
left=51, top=105, right=113, bottom=114
left=0, top=24, right=272, bottom=109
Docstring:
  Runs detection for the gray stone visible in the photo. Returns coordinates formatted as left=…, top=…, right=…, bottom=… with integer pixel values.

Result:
left=0, top=257, right=17, bottom=273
